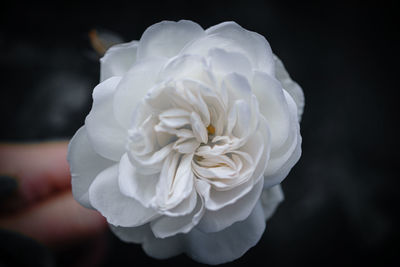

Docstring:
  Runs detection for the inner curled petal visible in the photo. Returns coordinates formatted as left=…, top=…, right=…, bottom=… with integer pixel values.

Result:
left=192, top=149, right=255, bottom=190
left=190, top=112, right=208, bottom=143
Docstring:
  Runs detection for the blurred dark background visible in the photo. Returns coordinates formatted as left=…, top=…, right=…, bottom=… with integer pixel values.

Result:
left=0, top=0, right=398, bottom=266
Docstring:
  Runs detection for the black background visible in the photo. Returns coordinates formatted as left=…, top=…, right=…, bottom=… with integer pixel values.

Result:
left=0, top=0, right=398, bottom=266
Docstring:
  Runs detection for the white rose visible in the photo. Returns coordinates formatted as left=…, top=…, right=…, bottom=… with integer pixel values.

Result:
left=68, top=20, right=304, bottom=265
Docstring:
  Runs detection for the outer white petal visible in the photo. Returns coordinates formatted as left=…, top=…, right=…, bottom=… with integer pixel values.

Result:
left=196, top=178, right=264, bottom=233
left=228, top=100, right=252, bottom=139
left=252, top=71, right=291, bottom=151
left=159, top=54, right=212, bottom=87
left=85, top=77, right=126, bottom=161
left=221, top=73, right=254, bottom=116
left=137, top=20, right=205, bottom=60
left=240, top=116, right=271, bottom=184
left=118, top=153, right=158, bottom=208
left=265, top=133, right=301, bottom=188
left=260, top=184, right=284, bottom=220
left=142, top=233, right=184, bottom=259
left=208, top=48, right=252, bottom=79
left=113, top=58, right=167, bottom=128
left=100, top=40, right=138, bottom=82
left=67, top=126, right=114, bottom=208
left=274, top=55, right=305, bottom=120
left=109, top=223, right=151, bottom=244
left=183, top=21, right=274, bottom=74
left=89, top=164, right=158, bottom=227
left=264, top=92, right=302, bottom=187
left=113, top=223, right=185, bottom=259
left=185, top=201, right=266, bottom=265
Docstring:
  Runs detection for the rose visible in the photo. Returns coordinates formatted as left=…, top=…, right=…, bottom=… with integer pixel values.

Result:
left=68, top=20, right=304, bottom=265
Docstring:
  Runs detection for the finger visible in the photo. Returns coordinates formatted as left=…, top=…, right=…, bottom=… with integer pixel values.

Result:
left=0, top=191, right=107, bottom=247
left=0, top=142, right=71, bottom=205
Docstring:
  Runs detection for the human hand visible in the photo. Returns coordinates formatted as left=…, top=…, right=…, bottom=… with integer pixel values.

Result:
left=0, top=142, right=107, bottom=247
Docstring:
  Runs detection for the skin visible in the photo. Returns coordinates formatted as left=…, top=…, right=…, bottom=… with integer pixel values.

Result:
left=0, top=142, right=107, bottom=247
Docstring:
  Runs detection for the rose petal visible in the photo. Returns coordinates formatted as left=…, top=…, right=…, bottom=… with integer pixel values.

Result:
left=208, top=48, right=252, bottom=80
left=260, top=185, right=284, bottom=220
left=153, top=153, right=195, bottom=212
left=265, top=131, right=301, bottom=188
left=167, top=153, right=195, bottom=208
left=264, top=92, right=301, bottom=187
left=206, top=22, right=274, bottom=73
left=159, top=55, right=213, bottom=88
left=196, top=178, right=253, bottom=211
left=252, top=71, right=291, bottom=151
left=222, top=72, right=252, bottom=105
left=154, top=152, right=180, bottom=209
left=111, top=224, right=185, bottom=259
left=162, top=187, right=198, bottom=217
left=85, top=77, right=126, bottom=161
left=128, top=143, right=173, bottom=175
left=118, top=153, right=158, bottom=208
left=173, top=138, right=199, bottom=154
left=128, top=114, right=158, bottom=157
left=113, top=58, right=167, bottom=128
left=68, top=126, right=114, bottom=208
left=181, top=81, right=211, bottom=125
left=274, top=55, right=305, bottom=120
left=100, top=40, right=138, bottom=82
left=150, top=191, right=203, bottom=238
left=158, top=108, right=191, bottom=128
left=182, top=21, right=274, bottom=74
left=109, top=223, right=151, bottom=244
left=227, top=99, right=251, bottom=138
left=238, top=120, right=271, bottom=183
left=89, top=164, right=158, bottom=227
left=185, top=201, right=266, bottom=265
left=196, top=178, right=264, bottom=233
left=137, top=20, right=205, bottom=60
left=142, top=233, right=184, bottom=259
left=193, top=151, right=256, bottom=190
left=190, top=111, right=208, bottom=143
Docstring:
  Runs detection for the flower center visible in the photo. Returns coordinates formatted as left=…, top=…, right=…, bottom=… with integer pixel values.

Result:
left=206, top=124, right=215, bottom=135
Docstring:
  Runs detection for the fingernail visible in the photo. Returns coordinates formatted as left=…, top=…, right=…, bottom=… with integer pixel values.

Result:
left=0, top=175, right=18, bottom=200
